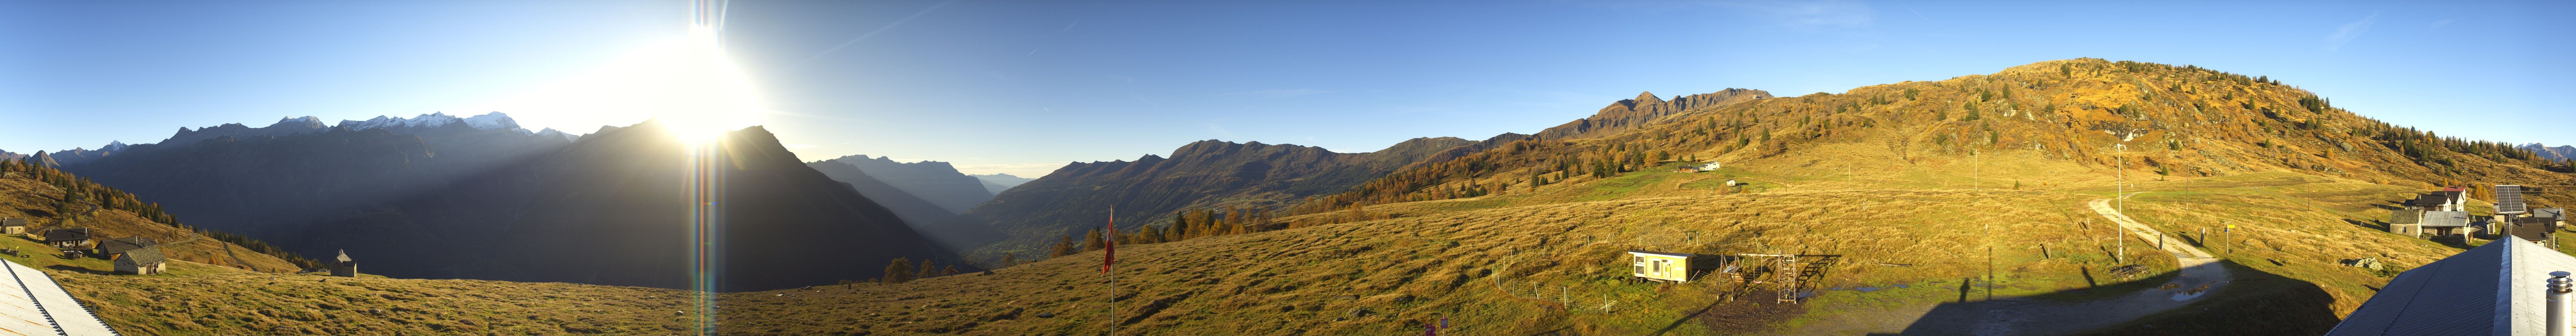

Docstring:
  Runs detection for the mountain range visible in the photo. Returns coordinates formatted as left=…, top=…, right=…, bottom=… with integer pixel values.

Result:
left=52, top=113, right=961, bottom=290
left=2523, top=143, right=2575, bottom=162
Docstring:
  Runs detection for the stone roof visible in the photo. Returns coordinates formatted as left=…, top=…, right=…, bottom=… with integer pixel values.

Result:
left=40, top=228, right=88, bottom=242
left=97, top=237, right=156, bottom=255
left=0, top=219, right=24, bottom=227
left=120, top=246, right=165, bottom=265
left=2388, top=209, right=2422, bottom=225
left=2418, top=211, right=2471, bottom=227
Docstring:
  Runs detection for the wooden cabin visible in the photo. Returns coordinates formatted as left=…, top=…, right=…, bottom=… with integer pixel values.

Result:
left=0, top=219, right=24, bottom=235
left=1629, top=250, right=1695, bottom=283
left=113, top=246, right=166, bottom=275
left=40, top=228, right=90, bottom=249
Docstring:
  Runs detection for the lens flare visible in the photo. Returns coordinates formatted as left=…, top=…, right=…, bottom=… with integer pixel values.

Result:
left=686, top=0, right=736, bottom=334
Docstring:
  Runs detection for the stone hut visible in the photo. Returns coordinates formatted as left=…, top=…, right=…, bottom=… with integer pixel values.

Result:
left=114, top=246, right=167, bottom=275
left=328, top=249, right=357, bottom=277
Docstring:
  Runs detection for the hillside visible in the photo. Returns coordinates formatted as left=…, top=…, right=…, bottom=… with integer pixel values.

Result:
left=62, top=114, right=572, bottom=244
left=718, top=59, right=2565, bottom=335
left=281, top=122, right=969, bottom=291
left=942, top=137, right=1480, bottom=261
left=0, top=165, right=305, bottom=273
left=809, top=160, right=961, bottom=228
left=2524, top=143, right=2575, bottom=162
left=827, top=155, right=995, bottom=214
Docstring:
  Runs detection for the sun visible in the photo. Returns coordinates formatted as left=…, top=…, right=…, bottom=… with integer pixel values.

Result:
left=480, top=25, right=766, bottom=144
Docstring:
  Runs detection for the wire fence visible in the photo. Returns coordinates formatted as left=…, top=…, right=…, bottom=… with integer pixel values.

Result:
left=1495, top=278, right=1622, bottom=314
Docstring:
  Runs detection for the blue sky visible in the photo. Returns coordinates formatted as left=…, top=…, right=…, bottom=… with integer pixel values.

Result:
left=2, top=1, right=2568, bottom=177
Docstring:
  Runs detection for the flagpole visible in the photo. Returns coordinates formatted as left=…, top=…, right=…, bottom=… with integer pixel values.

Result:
left=1106, top=205, right=1116, bottom=336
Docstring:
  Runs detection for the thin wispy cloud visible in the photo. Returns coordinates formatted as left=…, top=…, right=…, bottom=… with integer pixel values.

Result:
left=1231, top=89, right=1332, bottom=97
left=1715, top=0, right=1874, bottom=30
left=2325, top=11, right=2380, bottom=52
left=787, top=0, right=955, bottom=69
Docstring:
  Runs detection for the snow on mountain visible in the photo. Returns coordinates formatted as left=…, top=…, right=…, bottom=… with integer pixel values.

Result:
left=336, top=112, right=527, bottom=133
left=99, top=141, right=128, bottom=153
left=535, top=128, right=580, bottom=142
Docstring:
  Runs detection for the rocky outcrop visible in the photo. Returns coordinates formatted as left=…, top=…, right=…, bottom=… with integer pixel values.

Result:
left=1533, top=89, right=1772, bottom=140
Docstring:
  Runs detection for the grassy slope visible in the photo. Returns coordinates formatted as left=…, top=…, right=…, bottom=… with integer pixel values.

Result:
left=6, top=168, right=706, bottom=335
left=720, top=124, right=2476, bottom=336
left=0, top=177, right=302, bottom=273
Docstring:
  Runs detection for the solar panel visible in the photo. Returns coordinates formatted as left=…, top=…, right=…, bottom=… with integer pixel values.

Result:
left=2496, top=185, right=2528, bottom=215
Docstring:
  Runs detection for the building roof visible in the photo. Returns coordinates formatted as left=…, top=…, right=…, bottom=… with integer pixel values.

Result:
left=2389, top=209, right=2423, bottom=225
left=2418, top=211, right=2472, bottom=227
left=2403, top=194, right=2451, bottom=208
left=0, top=259, right=116, bottom=335
left=40, top=228, right=88, bottom=242
left=2536, top=208, right=2566, bottom=221
left=96, top=237, right=155, bottom=255
left=0, top=219, right=23, bottom=227
left=120, top=246, right=165, bottom=265
left=2325, top=240, right=2576, bottom=335
left=335, top=249, right=354, bottom=263
left=1627, top=250, right=1692, bottom=258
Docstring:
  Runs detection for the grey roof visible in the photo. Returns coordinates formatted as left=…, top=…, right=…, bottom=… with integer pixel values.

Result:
left=97, top=237, right=155, bottom=255
left=1627, top=250, right=1692, bottom=258
left=40, top=228, right=88, bottom=242
left=2418, top=211, right=2472, bottom=227
left=2404, top=194, right=2451, bottom=208
left=2389, top=209, right=2423, bottom=225
left=2536, top=208, right=2566, bottom=221
left=335, top=249, right=353, bottom=263
left=0, top=219, right=23, bottom=227
left=2325, top=240, right=2576, bottom=335
left=121, top=246, right=165, bottom=265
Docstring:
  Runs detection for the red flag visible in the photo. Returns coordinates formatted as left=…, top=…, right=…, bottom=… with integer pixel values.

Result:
left=1101, top=207, right=1115, bottom=274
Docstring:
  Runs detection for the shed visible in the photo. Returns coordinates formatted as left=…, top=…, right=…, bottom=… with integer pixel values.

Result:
left=2323, top=235, right=2576, bottom=335
left=2416, top=211, right=2473, bottom=237
left=96, top=237, right=156, bottom=256
left=113, top=246, right=166, bottom=275
left=328, top=249, right=357, bottom=277
left=0, top=219, right=24, bottom=235
left=2387, top=209, right=2424, bottom=238
left=40, top=228, right=90, bottom=249
left=1628, top=250, right=1695, bottom=283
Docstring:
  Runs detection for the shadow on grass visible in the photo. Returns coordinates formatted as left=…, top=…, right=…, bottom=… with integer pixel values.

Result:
left=44, top=264, right=113, bottom=275
left=1862, top=261, right=2337, bottom=336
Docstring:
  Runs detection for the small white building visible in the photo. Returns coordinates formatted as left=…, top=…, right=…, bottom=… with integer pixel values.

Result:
left=1628, top=250, right=1695, bottom=283
left=1697, top=162, right=1722, bottom=172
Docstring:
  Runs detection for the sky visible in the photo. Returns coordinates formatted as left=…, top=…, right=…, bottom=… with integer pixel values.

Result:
left=2, top=0, right=2569, bottom=177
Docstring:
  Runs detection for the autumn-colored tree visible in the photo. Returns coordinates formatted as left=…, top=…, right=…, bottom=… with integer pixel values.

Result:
left=1050, top=234, right=1077, bottom=257
left=881, top=258, right=914, bottom=284
left=1082, top=229, right=1104, bottom=251
left=941, top=265, right=959, bottom=276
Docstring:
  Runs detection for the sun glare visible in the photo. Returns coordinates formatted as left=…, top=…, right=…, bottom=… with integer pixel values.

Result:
left=483, top=26, right=766, bottom=145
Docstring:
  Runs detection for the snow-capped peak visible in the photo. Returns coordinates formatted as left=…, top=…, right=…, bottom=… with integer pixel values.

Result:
left=336, top=112, right=526, bottom=133
left=462, top=112, right=519, bottom=131
left=99, top=141, right=129, bottom=152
